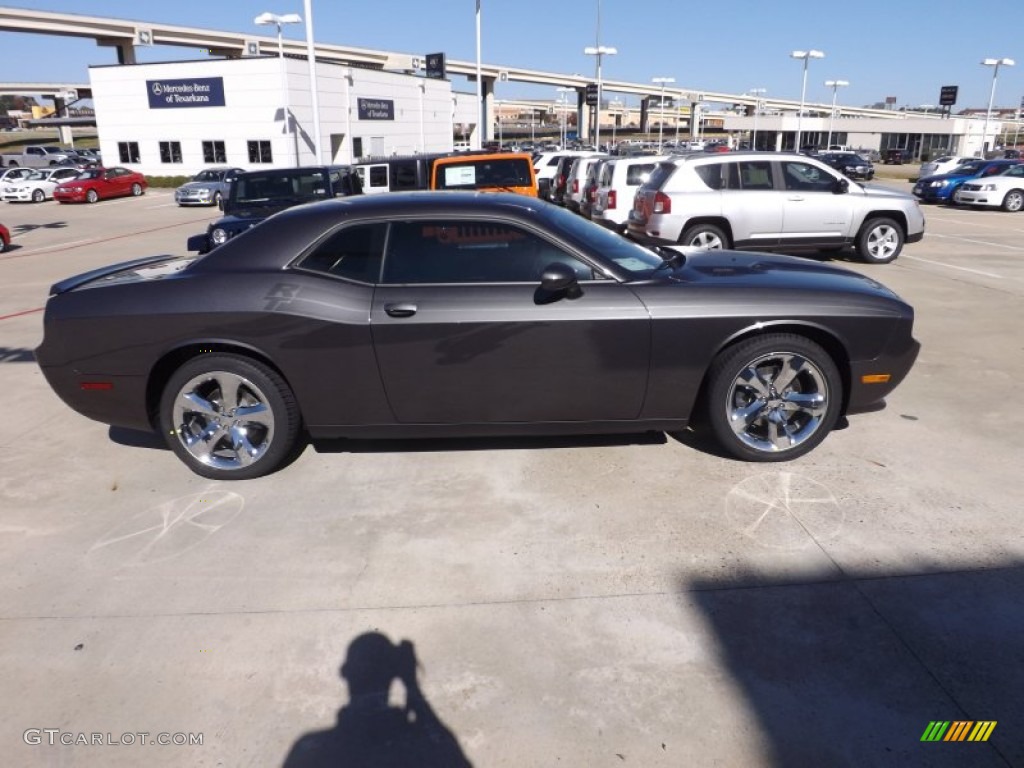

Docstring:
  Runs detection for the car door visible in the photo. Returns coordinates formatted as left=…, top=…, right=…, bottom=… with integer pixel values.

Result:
left=717, top=159, right=784, bottom=248
left=370, top=217, right=651, bottom=424
left=777, top=159, right=851, bottom=248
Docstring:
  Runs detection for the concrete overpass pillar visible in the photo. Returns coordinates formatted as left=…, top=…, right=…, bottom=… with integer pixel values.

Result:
left=51, top=97, right=73, bottom=146
left=578, top=90, right=590, bottom=142
left=640, top=97, right=650, bottom=134
left=481, top=76, right=495, bottom=143
left=97, top=38, right=136, bottom=65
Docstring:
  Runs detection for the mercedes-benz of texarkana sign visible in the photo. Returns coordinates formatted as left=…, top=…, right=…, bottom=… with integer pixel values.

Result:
left=36, top=193, right=920, bottom=480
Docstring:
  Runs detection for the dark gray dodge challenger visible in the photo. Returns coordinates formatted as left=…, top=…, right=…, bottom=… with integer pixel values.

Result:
left=37, top=192, right=919, bottom=479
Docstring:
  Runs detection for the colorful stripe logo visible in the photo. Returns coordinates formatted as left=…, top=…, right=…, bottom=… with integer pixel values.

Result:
left=921, top=721, right=997, bottom=742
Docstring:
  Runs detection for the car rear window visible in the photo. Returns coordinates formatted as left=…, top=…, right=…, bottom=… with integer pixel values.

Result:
left=625, top=163, right=655, bottom=186
left=434, top=158, right=533, bottom=190
left=644, top=162, right=676, bottom=190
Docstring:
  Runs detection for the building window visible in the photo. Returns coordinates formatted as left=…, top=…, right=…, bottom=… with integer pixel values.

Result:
left=202, top=140, right=226, bottom=164
left=247, top=140, right=273, bottom=163
left=158, top=141, right=183, bottom=164
left=352, top=137, right=363, bottom=160
left=118, top=141, right=140, bottom=164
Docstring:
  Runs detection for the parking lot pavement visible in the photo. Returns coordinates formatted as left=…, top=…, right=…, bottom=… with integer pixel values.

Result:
left=1, top=195, right=1022, bottom=767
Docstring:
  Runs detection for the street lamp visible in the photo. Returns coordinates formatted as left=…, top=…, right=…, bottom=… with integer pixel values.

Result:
left=790, top=49, right=825, bottom=151
left=475, top=0, right=483, bottom=149
left=981, top=57, right=1015, bottom=157
left=254, top=12, right=302, bottom=58
left=748, top=88, right=766, bottom=150
left=652, top=77, right=675, bottom=151
left=824, top=79, right=849, bottom=149
left=584, top=45, right=617, bottom=149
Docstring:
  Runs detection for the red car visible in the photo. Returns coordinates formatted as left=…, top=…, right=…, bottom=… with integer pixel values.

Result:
left=53, top=167, right=147, bottom=204
left=0, top=222, right=9, bottom=252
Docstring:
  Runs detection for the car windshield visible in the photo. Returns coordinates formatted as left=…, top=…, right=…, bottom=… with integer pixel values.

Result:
left=193, top=170, right=222, bottom=182
left=24, top=170, right=47, bottom=181
left=234, top=171, right=329, bottom=203
left=78, top=169, right=103, bottom=180
left=953, top=163, right=984, bottom=175
left=41, top=147, right=63, bottom=154
left=539, top=204, right=664, bottom=277
left=1000, top=165, right=1024, bottom=177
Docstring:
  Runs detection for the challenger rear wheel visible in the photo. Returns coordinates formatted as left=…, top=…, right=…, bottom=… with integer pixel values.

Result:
left=705, top=334, right=842, bottom=462
left=159, top=354, right=301, bottom=480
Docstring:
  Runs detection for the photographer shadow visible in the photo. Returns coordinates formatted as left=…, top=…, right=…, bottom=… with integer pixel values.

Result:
left=283, top=632, right=473, bottom=768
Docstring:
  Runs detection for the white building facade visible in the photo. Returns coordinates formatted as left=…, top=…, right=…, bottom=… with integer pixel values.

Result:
left=89, top=57, right=476, bottom=176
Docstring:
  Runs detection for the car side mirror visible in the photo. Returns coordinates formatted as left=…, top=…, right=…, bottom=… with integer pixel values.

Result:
left=540, top=262, right=579, bottom=292
left=833, top=177, right=849, bottom=194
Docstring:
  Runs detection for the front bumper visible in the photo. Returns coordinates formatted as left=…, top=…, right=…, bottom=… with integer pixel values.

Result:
left=953, top=189, right=998, bottom=208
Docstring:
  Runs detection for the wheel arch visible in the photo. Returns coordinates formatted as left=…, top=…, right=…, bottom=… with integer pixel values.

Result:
left=678, top=216, right=734, bottom=247
left=856, top=210, right=908, bottom=238
left=691, top=321, right=853, bottom=420
left=145, top=341, right=296, bottom=430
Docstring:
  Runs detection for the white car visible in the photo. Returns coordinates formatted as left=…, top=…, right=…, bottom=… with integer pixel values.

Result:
left=0, top=167, right=35, bottom=186
left=592, top=155, right=664, bottom=232
left=919, top=155, right=973, bottom=179
left=2, top=167, right=81, bottom=202
left=952, top=164, right=1024, bottom=211
left=564, top=154, right=607, bottom=213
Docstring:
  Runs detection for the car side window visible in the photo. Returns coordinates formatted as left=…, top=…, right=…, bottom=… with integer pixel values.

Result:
left=297, top=222, right=388, bottom=284
left=722, top=161, right=774, bottom=191
left=694, top=163, right=725, bottom=190
left=382, top=219, right=595, bottom=284
left=781, top=161, right=834, bottom=192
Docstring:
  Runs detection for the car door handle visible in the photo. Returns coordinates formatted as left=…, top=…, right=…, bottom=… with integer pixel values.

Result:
left=384, top=302, right=418, bottom=318
left=787, top=195, right=805, bottom=201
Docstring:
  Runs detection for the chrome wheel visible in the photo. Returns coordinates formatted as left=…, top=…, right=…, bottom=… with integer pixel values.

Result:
left=31, top=188, right=44, bottom=202
left=705, top=334, right=842, bottom=462
left=86, top=189, right=99, bottom=203
left=1002, top=190, right=1024, bottom=212
left=725, top=352, right=829, bottom=453
left=131, top=182, right=143, bottom=196
left=171, top=370, right=276, bottom=471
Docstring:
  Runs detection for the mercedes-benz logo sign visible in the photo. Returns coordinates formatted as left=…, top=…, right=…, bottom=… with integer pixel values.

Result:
left=152, top=82, right=163, bottom=96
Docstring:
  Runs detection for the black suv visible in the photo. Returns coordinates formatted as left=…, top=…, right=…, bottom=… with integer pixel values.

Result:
left=187, top=165, right=361, bottom=253
left=883, top=148, right=913, bottom=165
left=819, top=152, right=875, bottom=181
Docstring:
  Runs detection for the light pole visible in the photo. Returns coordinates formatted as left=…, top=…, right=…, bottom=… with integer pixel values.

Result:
left=652, top=77, right=674, bottom=151
left=475, top=0, right=483, bottom=149
left=790, top=49, right=824, bottom=151
left=824, top=79, right=849, bottom=148
left=748, top=88, right=766, bottom=150
left=255, top=11, right=303, bottom=164
left=302, top=0, right=321, bottom=162
left=584, top=45, right=617, bottom=149
left=254, top=11, right=302, bottom=58
left=981, top=58, right=1015, bottom=157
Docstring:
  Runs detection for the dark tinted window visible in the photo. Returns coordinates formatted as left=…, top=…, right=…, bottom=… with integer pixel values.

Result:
left=734, top=161, right=774, bottom=190
left=391, top=161, right=421, bottom=190
left=382, top=220, right=593, bottom=284
left=202, top=140, right=226, bottom=164
left=369, top=166, right=388, bottom=188
left=644, top=162, right=676, bottom=190
left=694, top=163, right=725, bottom=190
left=298, top=223, right=388, bottom=283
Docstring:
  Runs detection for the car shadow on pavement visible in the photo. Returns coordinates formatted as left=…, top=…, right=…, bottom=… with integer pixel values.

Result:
left=108, top=426, right=168, bottom=450
left=684, top=561, right=1024, bottom=766
left=311, top=431, right=667, bottom=455
left=282, top=632, right=473, bottom=767
left=0, top=346, right=35, bottom=362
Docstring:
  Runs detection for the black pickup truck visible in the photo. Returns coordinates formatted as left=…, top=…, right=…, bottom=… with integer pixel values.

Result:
left=187, top=165, right=361, bottom=254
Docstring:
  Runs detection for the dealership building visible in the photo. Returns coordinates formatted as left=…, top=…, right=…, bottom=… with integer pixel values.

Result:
left=88, top=56, right=479, bottom=176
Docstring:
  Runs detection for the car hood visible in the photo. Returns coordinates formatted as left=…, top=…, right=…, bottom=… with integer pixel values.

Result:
left=661, top=249, right=903, bottom=300
left=917, top=171, right=978, bottom=183
left=177, top=181, right=218, bottom=192
left=854, top=182, right=914, bottom=199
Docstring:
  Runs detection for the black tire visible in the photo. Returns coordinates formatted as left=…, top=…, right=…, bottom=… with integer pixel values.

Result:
left=212, top=191, right=223, bottom=207
left=159, top=353, right=302, bottom=480
left=131, top=182, right=143, bottom=197
left=31, top=188, right=44, bottom=203
left=704, top=334, right=842, bottom=462
left=680, top=223, right=729, bottom=250
left=0, top=233, right=8, bottom=253
left=1001, top=189, right=1024, bottom=212
left=855, top=217, right=904, bottom=264
left=85, top=189, right=99, bottom=204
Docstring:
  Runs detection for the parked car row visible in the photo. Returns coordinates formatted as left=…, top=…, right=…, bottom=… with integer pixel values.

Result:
left=912, top=159, right=1021, bottom=205
left=1, top=165, right=148, bottom=204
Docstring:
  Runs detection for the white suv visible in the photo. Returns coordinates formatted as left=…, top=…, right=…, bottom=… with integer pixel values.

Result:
left=592, top=155, right=663, bottom=232
left=564, top=155, right=607, bottom=213
left=628, top=152, right=925, bottom=264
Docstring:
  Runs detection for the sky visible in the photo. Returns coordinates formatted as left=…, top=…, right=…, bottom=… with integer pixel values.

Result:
left=2, top=0, right=1023, bottom=112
